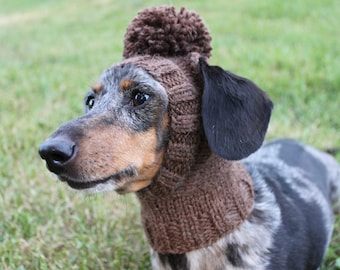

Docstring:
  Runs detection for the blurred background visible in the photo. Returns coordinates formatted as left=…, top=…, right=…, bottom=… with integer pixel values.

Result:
left=0, top=0, right=339, bottom=269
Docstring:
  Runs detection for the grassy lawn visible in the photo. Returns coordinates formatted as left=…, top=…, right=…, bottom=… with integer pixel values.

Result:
left=1, top=0, right=339, bottom=269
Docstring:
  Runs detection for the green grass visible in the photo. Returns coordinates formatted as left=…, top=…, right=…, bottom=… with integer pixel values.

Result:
left=0, top=0, right=339, bottom=269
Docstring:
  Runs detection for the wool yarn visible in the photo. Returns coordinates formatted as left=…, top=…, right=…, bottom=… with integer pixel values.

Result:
left=116, top=6, right=254, bottom=254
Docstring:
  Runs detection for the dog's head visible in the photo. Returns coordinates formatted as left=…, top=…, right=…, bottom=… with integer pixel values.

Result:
left=39, top=6, right=273, bottom=194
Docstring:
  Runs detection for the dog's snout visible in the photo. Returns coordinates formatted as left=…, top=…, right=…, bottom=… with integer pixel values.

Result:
left=39, top=137, right=77, bottom=174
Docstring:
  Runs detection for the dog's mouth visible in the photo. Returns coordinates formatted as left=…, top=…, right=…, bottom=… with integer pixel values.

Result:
left=62, top=177, right=111, bottom=190
left=58, top=167, right=137, bottom=193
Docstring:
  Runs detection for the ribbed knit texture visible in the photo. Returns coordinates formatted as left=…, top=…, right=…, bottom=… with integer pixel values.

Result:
left=138, top=155, right=254, bottom=254
left=115, top=6, right=255, bottom=254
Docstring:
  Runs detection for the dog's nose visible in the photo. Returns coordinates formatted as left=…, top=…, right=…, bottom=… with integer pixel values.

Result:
left=39, top=137, right=77, bottom=174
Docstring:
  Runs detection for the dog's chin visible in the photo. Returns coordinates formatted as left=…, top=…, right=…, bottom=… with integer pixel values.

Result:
left=58, top=176, right=126, bottom=195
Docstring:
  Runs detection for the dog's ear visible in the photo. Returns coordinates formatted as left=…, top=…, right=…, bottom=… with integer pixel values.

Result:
left=199, top=58, right=273, bottom=160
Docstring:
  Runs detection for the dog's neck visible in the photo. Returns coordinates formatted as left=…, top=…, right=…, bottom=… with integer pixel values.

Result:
left=136, top=146, right=254, bottom=254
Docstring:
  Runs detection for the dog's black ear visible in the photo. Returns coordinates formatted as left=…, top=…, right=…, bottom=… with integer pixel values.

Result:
left=199, top=58, right=273, bottom=160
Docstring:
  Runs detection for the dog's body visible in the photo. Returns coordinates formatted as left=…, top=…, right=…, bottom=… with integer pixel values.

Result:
left=152, top=138, right=340, bottom=270
left=39, top=6, right=340, bottom=270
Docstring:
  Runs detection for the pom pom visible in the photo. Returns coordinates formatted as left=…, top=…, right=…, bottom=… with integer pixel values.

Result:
left=123, top=6, right=212, bottom=59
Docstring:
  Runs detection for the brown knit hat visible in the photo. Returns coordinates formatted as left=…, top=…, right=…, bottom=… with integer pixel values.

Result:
left=116, top=6, right=254, bottom=254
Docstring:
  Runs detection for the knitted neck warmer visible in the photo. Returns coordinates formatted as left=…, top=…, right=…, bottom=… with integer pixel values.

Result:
left=118, top=6, right=254, bottom=254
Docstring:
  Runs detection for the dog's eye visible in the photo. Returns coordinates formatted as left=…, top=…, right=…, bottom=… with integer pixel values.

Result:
left=132, top=91, right=150, bottom=107
left=86, top=96, right=95, bottom=109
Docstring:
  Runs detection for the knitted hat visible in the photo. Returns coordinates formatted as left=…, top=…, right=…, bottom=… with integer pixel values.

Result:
left=117, top=6, right=254, bottom=254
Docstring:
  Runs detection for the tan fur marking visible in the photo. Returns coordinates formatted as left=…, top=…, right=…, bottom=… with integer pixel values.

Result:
left=92, top=83, right=102, bottom=93
left=120, top=79, right=135, bottom=91
left=162, top=112, right=170, bottom=131
left=122, top=150, right=164, bottom=193
left=116, top=114, right=169, bottom=193
left=73, top=125, right=163, bottom=193
left=117, top=179, right=151, bottom=194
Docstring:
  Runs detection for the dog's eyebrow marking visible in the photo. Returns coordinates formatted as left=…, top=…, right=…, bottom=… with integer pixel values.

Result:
left=92, top=83, right=103, bottom=93
left=120, top=79, right=135, bottom=91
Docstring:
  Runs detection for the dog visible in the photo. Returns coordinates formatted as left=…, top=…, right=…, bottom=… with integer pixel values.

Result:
left=39, top=6, right=340, bottom=270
